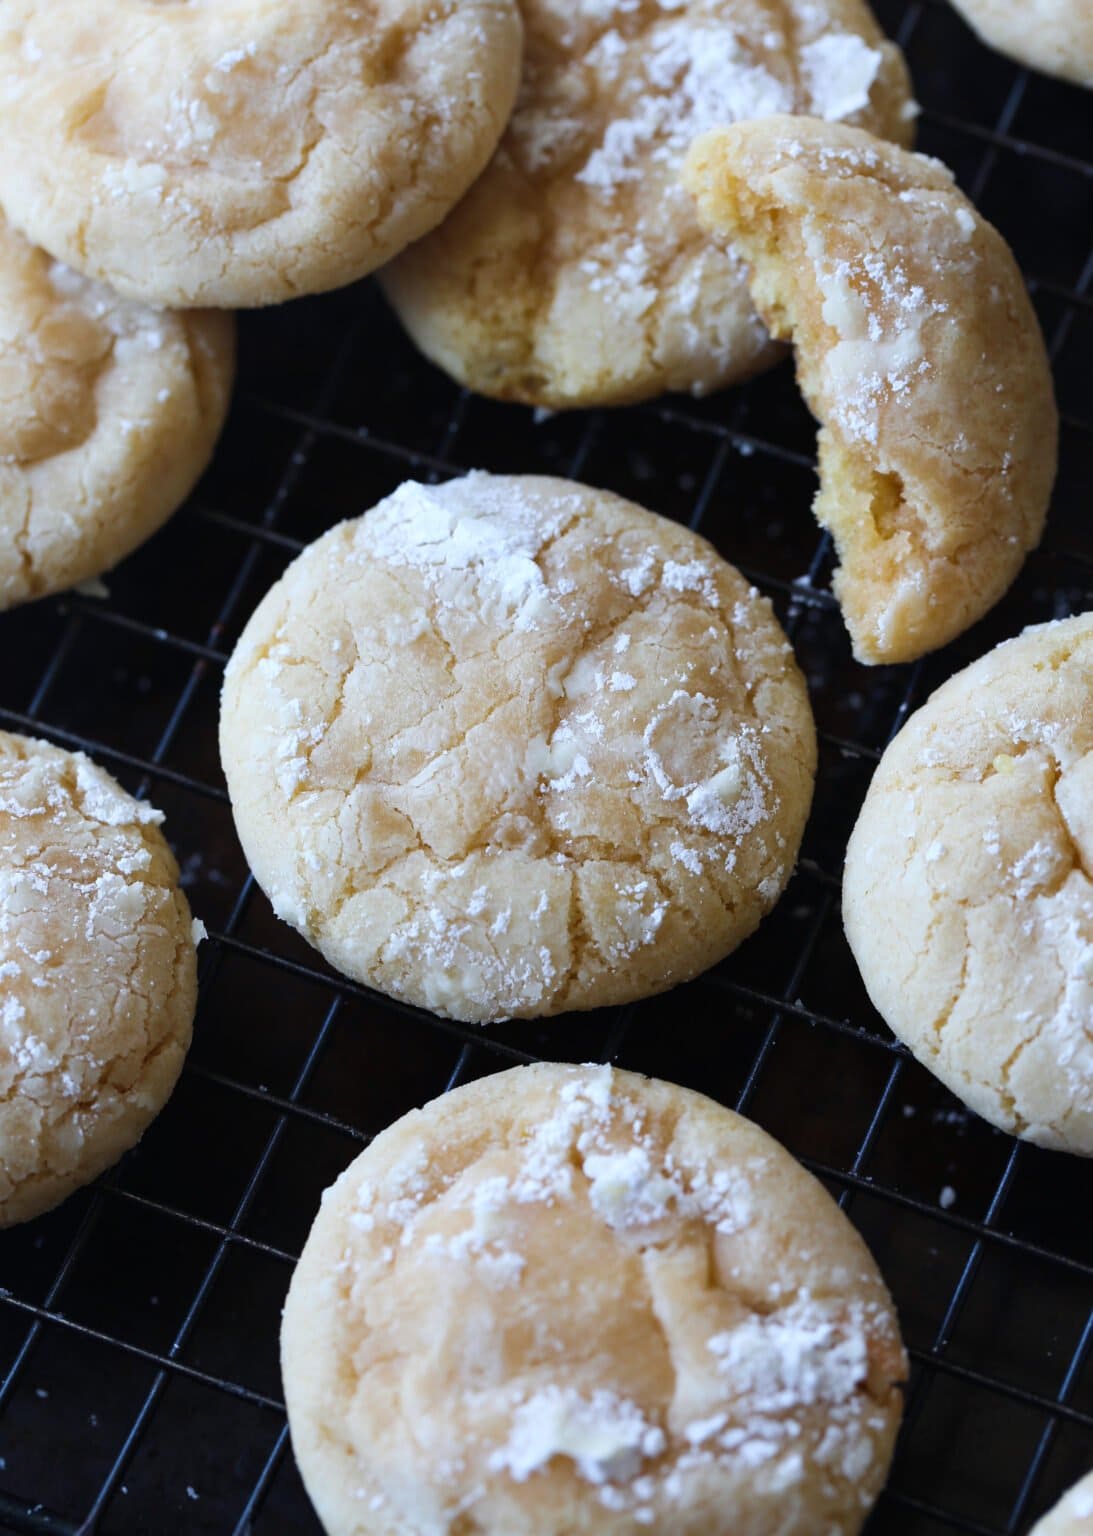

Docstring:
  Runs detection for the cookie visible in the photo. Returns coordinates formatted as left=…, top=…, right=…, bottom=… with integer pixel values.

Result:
left=380, top=0, right=915, bottom=409
left=843, top=614, right=1093, bottom=1155
left=1031, top=1473, right=1093, bottom=1535
left=220, top=473, right=816, bottom=1023
left=949, top=1, right=1093, bottom=89
left=282, top=1062, right=908, bottom=1536
left=0, top=208, right=234, bottom=610
left=684, top=117, right=1057, bottom=665
left=0, top=0, right=523, bottom=309
left=0, top=733, right=198, bottom=1226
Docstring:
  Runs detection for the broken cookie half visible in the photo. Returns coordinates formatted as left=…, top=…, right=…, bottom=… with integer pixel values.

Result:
left=683, top=117, right=1058, bottom=665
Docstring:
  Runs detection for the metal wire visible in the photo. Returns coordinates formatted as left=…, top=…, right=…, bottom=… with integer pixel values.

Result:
left=0, top=0, right=1090, bottom=1530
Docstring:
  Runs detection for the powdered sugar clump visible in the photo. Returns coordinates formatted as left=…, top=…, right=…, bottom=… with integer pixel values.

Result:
left=490, top=1387, right=666, bottom=1485
left=799, top=35, right=882, bottom=122
left=583, top=1142, right=754, bottom=1234
left=707, top=1294, right=870, bottom=1412
left=641, top=691, right=774, bottom=861
left=74, top=757, right=164, bottom=827
left=366, top=476, right=578, bottom=632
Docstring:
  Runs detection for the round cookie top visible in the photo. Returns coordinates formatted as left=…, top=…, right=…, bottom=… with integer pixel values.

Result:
left=220, top=473, right=816, bottom=1023
left=282, top=1063, right=908, bottom=1536
left=683, top=117, right=1057, bottom=665
left=0, top=209, right=233, bottom=610
left=381, top=0, right=914, bottom=409
left=843, top=614, right=1093, bottom=1154
left=950, top=0, right=1093, bottom=89
left=0, top=0, right=523, bottom=308
left=0, top=733, right=198, bottom=1226
left=1031, top=1472, right=1093, bottom=1536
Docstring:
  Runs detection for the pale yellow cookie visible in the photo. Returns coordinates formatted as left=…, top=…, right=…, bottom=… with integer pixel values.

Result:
left=950, top=0, right=1093, bottom=89
left=843, top=615, right=1093, bottom=1155
left=684, top=117, right=1057, bottom=665
left=282, top=1062, right=908, bottom=1536
left=0, top=208, right=234, bottom=610
left=0, top=733, right=198, bottom=1226
left=381, top=0, right=915, bottom=409
left=0, top=0, right=523, bottom=309
left=1031, top=1472, right=1093, bottom=1535
left=220, top=473, right=816, bottom=1023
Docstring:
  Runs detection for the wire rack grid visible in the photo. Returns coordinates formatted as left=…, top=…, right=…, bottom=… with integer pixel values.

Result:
left=0, top=1, right=1090, bottom=1532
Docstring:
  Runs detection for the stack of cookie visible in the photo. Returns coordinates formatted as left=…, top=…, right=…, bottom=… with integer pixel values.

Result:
left=0, top=2, right=1087, bottom=1534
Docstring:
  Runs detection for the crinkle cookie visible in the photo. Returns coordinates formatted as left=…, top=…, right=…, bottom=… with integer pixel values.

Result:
left=950, top=0, right=1093, bottom=90
left=684, top=118, right=1057, bottom=665
left=282, top=1062, right=908, bottom=1536
left=0, top=733, right=198, bottom=1226
left=380, top=0, right=914, bottom=409
left=843, top=615, right=1093, bottom=1155
left=1031, top=1472, right=1093, bottom=1535
left=220, top=473, right=816, bottom=1023
left=0, top=0, right=523, bottom=309
left=0, top=209, right=233, bottom=610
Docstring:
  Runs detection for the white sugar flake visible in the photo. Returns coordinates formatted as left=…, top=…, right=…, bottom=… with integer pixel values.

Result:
left=490, top=1387, right=666, bottom=1486
left=366, top=475, right=579, bottom=633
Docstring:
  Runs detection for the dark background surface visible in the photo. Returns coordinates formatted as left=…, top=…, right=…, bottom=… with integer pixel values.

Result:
left=0, top=0, right=1090, bottom=1531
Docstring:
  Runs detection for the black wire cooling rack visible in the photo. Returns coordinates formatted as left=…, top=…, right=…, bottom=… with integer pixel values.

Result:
left=0, top=2, right=1090, bottom=1532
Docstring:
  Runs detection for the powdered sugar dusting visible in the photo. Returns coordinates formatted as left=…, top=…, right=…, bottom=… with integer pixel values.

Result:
left=804, top=223, right=949, bottom=446
left=708, top=1295, right=870, bottom=1412
left=642, top=692, right=775, bottom=866
left=1035, top=900, right=1093, bottom=1095
left=574, top=19, right=884, bottom=200
left=489, top=1386, right=666, bottom=1485
left=577, top=25, right=794, bottom=196
left=799, top=35, right=882, bottom=122
left=383, top=896, right=561, bottom=1020
left=74, top=757, right=164, bottom=827
left=365, top=475, right=578, bottom=632
left=583, top=1141, right=754, bottom=1235
left=348, top=1063, right=759, bottom=1256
